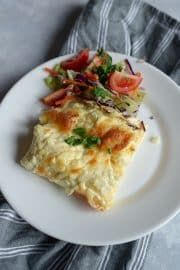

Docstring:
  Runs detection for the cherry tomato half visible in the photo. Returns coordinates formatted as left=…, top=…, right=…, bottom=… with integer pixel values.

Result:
left=61, top=49, right=89, bottom=72
left=108, top=71, right=142, bottom=94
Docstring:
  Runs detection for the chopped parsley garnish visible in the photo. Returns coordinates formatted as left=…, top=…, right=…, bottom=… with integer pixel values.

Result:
left=65, top=127, right=101, bottom=148
left=82, top=136, right=101, bottom=148
left=73, top=127, right=87, bottom=137
left=107, top=148, right=112, bottom=154
left=64, top=136, right=83, bottom=146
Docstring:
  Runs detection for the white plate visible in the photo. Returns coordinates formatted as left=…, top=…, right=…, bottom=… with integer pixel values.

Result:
left=0, top=52, right=180, bottom=246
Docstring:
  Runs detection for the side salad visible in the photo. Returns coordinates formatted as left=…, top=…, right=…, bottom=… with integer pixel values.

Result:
left=42, top=48, right=145, bottom=116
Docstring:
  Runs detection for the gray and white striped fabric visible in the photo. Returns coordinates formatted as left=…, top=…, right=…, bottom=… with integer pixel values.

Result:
left=0, top=0, right=180, bottom=269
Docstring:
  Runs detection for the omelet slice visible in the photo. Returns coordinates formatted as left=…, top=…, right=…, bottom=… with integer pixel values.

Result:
left=21, top=101, right=145, bottom=210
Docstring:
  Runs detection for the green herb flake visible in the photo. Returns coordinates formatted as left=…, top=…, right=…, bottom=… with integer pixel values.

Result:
left=83, top=136, right=101, bottom=148
left=65, top=127, right=101, bottom=148
left=64, top=136, right=83, bottom=146
left=73, top=127, right=87, bottom=137
left=107, top=148, right=112, bottom=154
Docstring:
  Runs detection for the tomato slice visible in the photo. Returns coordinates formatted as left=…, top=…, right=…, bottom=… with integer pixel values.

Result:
left=108, top=71, right=142, bottom=94
left=61, top=49, right=89, bottom=72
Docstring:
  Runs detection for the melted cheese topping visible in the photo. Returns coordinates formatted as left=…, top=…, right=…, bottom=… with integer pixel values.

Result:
left=21, top=101, right=144, bottom=210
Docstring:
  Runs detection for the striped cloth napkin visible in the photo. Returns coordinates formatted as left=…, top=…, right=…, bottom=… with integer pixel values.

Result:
left=0, top=0, right=179, bottom=269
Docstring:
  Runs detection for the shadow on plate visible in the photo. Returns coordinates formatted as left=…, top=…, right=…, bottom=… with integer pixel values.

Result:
left=15, top=119, right=37, bottom=164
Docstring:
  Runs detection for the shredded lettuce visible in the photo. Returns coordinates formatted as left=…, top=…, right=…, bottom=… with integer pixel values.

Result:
left=132, top=89, right=146, bottom=105
left=94, top=50, right=124, bottom=83
left=97, top=48, right=112, bottom=66
left=114, top=95, right=140, bottom=114
left=67, top=70, right=78, bottom=80
left=113, top=62, right=124, bottom=72
left=95, top=65, right=115, bottom=84
left=44, top=64, right=67, bottom=90
left=92, top=87, right=110, bottom=99
left=53, top=64, right=66, bottom=76
left=44, top=76, right=62, bottom=90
